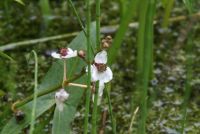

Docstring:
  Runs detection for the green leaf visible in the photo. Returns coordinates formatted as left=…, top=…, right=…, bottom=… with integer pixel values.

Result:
left=52, top=23, right=96, bottom=134
left=1, top=22, right=96, bottom=134
left=108, top=0, right=138, bottom=64
left=14, top=0, right=25, bottom=5
left=1, top=95, right=55, bottom=134
left=183, top=0, right=194, bottom=14
left=0, top=51, right=14, bottom=61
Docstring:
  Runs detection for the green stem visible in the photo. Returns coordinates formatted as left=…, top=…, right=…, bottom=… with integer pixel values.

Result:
left=84, top=0, right=91, bottom=133
left=180, top=24, right=194, bottom=134
left=67, top=0, right=86, bottom=35
left=96, top=0, right=100, bottom=50
left=138, top=0, right=156, bottom=133
left=30, top=50, right=38, bottom=134
left=91, top=0, right=101, bottom=133
left=105, top=84, right=116, bottom=134
left=92, top=82, right=99, bottom=134
left=67, top=0, right=94, bottom=54
left=162, top=0, right=174, bottom=28
left=62, top=60, right=67, bottom=88
left=15, top=71, right=85, bottom=108
left=108, top=0, right=138, bottom=64
left=0, top=32, right=78, bottom=51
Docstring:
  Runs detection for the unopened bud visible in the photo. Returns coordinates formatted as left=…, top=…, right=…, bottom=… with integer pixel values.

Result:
left=102, top=42, right=109, bottom=49
left=78, top=50, right=86, bottom=58
left=101, top=35, right=113, bottom=49
left=106, top=35, right=112, bottom=40
left=15, top=110, right=25, bottom=123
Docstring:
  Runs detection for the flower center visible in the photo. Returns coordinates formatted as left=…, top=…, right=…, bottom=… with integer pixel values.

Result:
left=94, top=63, right=107, bottom=72
left=60, top=48, right=68, bottom=56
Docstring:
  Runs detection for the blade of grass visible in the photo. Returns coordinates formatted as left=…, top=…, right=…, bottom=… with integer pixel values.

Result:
left=0, top=51, right=14, bottom=61
left=180, top=23, right=194, bottom=134
left=96, top=0, right=100, bottom=50
left=128, top=107, right=139, bottom=134
left=108, top=0, right=139, bottom=64
left=67, top=0, right=95, bottom=54
left=105, top=84, right=116, bottom=134
left=180, top=2, right=194, bottom=133
left=84, top=0, right=91, bottom=133
left=92, top=83, right=99, bottom=134
left=39, top=0, right=51, bottom=30
left=133, top=0, right=149, bottom=113
left=29, top=50, right=38, bottom=134
left=67, top=0, right=86, bottom=35
left=183, top=0, right=194, bottom=14
left=138, top=0, right=156, bottom=133
left=162, top=0, right=174, bottom=28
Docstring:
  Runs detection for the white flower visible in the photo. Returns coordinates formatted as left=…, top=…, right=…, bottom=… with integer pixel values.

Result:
left=55, top=89, right=69, bottom=111
left=51, top=48, right=77, bottom=59
left=89, top=50, right=113, bottom=105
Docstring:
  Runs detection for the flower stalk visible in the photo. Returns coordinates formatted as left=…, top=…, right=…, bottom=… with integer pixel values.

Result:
left=62, top=60, right=67, bottom=88
left=13, top=70, right=85, bottom=109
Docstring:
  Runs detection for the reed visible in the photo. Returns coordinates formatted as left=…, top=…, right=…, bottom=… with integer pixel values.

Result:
left=137, top=0, right=156, bottom=133
left=83, top=0, right=91, bottom=133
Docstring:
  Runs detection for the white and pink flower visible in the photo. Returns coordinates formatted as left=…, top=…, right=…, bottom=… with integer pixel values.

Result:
left=55, top=89, right=69, bottom=111
left=51, top=48, right=77, bottom=59
left=88, top=50, right=113, bottom=104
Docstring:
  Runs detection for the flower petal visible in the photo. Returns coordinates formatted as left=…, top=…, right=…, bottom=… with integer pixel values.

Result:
left=92, top=82, right=105, bottom=105
left=51, top=52, right=61, bottom=59
left=88, top=65, right=98, bottom=82
left=94, top=50, right=107, bottom=64
left=67, top=48, right=73, bottom=54
left=102, top=67, right=113, bottom=83
left=62, top=50, right=77, bottom=59
left=95, top=66, right=113, bottom=83
left=98, top=81, right=105, bottom=97
left=55, top=89, right=69, bottom=112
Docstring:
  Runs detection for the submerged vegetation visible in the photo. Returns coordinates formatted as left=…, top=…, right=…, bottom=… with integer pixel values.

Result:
left=0, top=0, right=200, bottom=134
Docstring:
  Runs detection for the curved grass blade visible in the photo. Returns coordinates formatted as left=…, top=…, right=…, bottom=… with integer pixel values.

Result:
left=29, top=50, right=38, bottom=134
left=0, top=50, right=14, bottom=61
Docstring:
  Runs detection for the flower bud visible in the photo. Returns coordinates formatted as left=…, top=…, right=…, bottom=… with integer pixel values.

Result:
left=78, top=50, right=86, bottom=58
left=55, top=89, right=69, bottom=111
left=15, top=110, right=25, bottom=123
left=102, top=42, right=109, bottom=49
left=101, top=35, right=113, bottom=49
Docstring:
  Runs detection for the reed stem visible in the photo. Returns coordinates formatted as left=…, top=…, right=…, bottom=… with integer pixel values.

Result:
left=92, top=82, right=99, bottom=134
left=105, top=84, right=116, bottom=134
left=91, top=0, right=101, bottom=133
left=84, top=0, right=91, bottom=133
